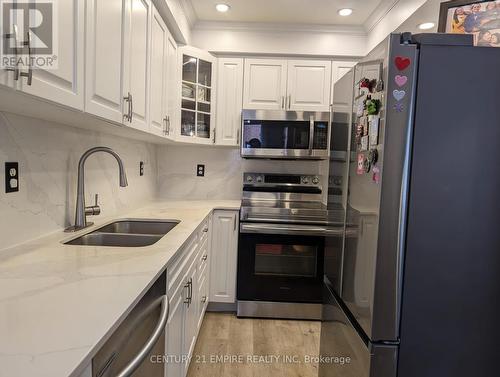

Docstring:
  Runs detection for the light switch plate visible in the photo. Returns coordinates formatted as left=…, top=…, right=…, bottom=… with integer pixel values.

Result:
left=5, top=162, right=19, bottom=193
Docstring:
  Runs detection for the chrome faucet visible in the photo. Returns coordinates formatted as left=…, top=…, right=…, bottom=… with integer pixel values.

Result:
left=65, top=147, right=128, bottom=232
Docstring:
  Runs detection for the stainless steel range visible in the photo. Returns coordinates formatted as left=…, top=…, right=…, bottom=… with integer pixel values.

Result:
left=237, top=173, right=344, bottom=320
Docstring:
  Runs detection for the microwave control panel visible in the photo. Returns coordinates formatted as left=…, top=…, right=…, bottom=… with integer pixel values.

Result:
left=313, top=122, right=329, bottom=149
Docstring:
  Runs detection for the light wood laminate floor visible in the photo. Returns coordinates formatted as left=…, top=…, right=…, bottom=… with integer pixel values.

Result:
left=187, top=312, right=321, bottom=377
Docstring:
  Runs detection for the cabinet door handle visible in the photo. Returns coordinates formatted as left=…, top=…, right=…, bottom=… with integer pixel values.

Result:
left=233, top=215, right=237, bottom=231
left=163, top=116, right=169, bottom=135
left=189, top=278, right=193, bottom=303
left=202, top=255, right=208, bottom=261
left=236, top=128, right=240, bottom=146
left=167, top=115, right=171, bottom=135
left=184, top=280, right=191, bottom=305
left=5, top=25, right=20, bottom=80
left=123, top=92, right=132, bottom=122
left=201, top=295, right=207, bottom=303
left=281, top=96, right=285, bottom=109
left=288, top=95, right=291, bottom=109
left=19, top=31, right=32, bottom=86
left=129, top=93, right=133, bottom=122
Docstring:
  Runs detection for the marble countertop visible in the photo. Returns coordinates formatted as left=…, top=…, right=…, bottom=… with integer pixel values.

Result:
left=0, top=200, right=240, bottom=377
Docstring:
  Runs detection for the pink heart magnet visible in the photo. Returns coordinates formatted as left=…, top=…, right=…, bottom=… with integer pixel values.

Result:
left=393, top=89, right=406, bottom=101
left=395, top=75, right=407, bottom=87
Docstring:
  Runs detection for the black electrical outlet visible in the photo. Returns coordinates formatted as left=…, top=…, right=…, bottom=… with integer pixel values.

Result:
left=197, top=164, right=205, bottom=177
left=140, top=161, right=144, bottom=176
left=5, top=162, right=19, bottom=193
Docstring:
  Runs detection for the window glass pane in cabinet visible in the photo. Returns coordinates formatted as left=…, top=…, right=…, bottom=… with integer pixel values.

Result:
left=198, top=102, right=210, bottom=113
left=197, top=113, right=211, bottom=138
left=197, top=86, right=211, bottom=103
left=182, top=55, right=197, bottom=83
left=181, top=110, right=196, bottom=137
left=182, top=82, right=196, bottom=99
left=182, top=99, right=196, bottom=111
left=198, top=59, right=212, bottom=87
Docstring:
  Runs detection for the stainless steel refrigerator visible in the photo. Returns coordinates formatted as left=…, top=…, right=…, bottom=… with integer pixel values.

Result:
left=320, top=32, right=500, bottom=377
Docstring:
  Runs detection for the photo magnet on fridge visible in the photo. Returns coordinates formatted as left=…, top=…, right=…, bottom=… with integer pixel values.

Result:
left=357, top=153, right=366, bottom=175
left=360, top=135, right=369, bottom=151
left=369, top=116, right=379, bottom=146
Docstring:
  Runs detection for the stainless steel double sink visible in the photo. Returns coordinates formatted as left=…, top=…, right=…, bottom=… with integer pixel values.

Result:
left=64, top=219, right=180, bottom=247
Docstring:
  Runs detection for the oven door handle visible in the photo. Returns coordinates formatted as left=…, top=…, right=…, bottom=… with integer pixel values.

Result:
left=240, top=223, right=343, bottom=236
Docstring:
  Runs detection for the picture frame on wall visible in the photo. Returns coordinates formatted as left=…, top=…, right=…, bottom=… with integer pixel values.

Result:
left=438, top=0, right=500, bottom=47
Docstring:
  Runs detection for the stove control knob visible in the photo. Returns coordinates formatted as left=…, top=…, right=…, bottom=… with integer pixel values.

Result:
left=302, top=176, right=310, bottom=184
left=246, top=175, right=253, bottom=182
left=256, top=176, right=263, bottom=183
left=312, top=176, right=320, bottom=185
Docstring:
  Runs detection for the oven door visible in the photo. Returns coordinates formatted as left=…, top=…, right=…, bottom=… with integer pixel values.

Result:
left=237, top=223, right=341, bottom=303
left=240, top=110, right=330, bottom=159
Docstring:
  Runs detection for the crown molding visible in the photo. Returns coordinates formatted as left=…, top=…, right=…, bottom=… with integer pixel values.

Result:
left=363, top=0, right=401, bottom=32
left=193, top=21, right=367, bottom=36
left=179, top=0, right=198, bottom=28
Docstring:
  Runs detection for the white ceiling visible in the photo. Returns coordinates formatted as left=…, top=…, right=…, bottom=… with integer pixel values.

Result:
left=184, top=0, right=395, bottom=28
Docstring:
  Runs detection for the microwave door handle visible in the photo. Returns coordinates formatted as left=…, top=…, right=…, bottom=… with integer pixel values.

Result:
left=309, top=116, right=315, bottom=155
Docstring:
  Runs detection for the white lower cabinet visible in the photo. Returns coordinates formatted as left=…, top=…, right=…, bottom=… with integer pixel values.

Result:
left=165, top=215, right=212, bottom=377
left=209, top=210, right=239, bottom=303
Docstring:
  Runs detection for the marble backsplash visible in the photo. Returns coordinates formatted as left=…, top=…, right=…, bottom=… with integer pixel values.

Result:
left=0, top=112, right=158, bottom=251
left=157, top=144, right=329, bottom=201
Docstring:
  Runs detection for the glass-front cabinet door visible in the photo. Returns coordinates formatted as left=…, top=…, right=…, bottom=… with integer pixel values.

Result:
left=180, top=46, right=216, bottom=143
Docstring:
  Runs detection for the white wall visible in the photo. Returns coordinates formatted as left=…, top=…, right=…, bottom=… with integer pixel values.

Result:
left=191, top=0, right=438, bottom=57
left=365, top=0, right=429, bottom=53
left=0, top=113, right=158, bottom=251
left=395, top=0, right=441, bottom=34
left=153, top=0, right=192, bottom=44
left=157, top=145, right=329, bottom=201
left=191, top=23, right=367, bottom=57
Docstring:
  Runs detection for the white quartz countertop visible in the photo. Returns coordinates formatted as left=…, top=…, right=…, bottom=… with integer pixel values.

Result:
left=0, top=200, right=240, bottom=377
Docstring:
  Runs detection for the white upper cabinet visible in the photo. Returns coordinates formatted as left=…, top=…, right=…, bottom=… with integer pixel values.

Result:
left=243, top=58, right=332, bottom=111
left=123, top=0, right=152, bottom=131
left=243, top=59, right=287, bottom=110
left=331, top=61, right=357, bottom=84
left=216, top=58, right=243, bottom=146
left=18, top=0, right=85, bottom=110
left=149, top=7, right=169, bottom=137
left=85, top=0, right=126, bottom=123
left=179, top=46, right=216, bottom=144
left=165, top=34, right=178, bottom=139
left=331, top=61, right=357, bottom=114
left=287, top=60, right=332, bottom=111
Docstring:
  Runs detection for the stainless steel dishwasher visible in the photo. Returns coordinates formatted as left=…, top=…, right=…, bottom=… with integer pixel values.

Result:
left=92, top=273, right=169, bottom=377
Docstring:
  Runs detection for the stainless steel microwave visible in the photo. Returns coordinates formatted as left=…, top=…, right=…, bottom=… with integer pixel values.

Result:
left=240, top=110, right=331, bottom=160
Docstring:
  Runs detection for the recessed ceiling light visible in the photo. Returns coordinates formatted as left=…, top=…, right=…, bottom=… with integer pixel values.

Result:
left=338, top=8, right=353, bottom=17
left=216, top=3, right=230, bottom=13
left=418, top=22, right=435, bottom=30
